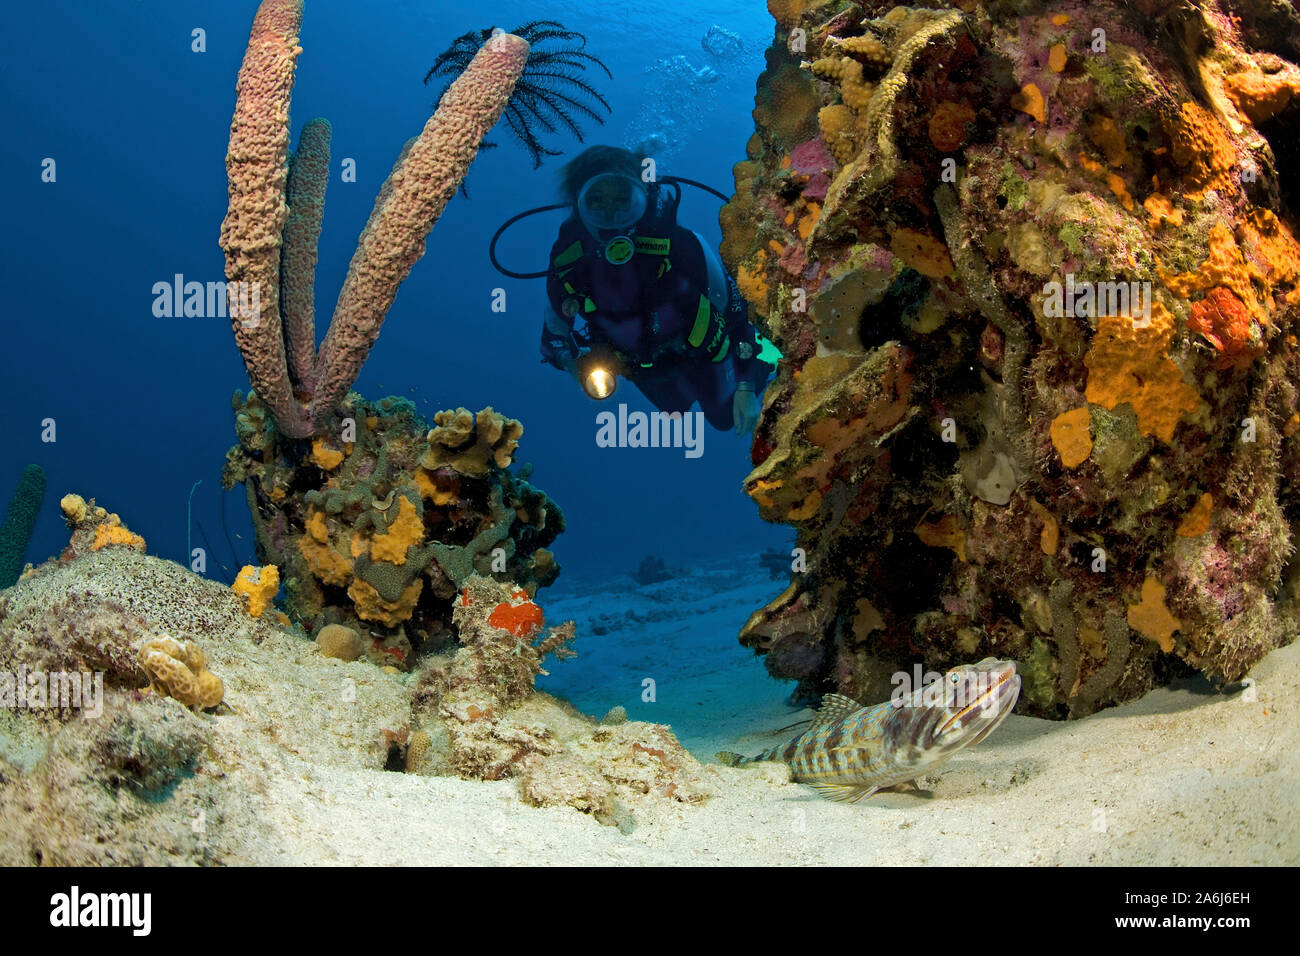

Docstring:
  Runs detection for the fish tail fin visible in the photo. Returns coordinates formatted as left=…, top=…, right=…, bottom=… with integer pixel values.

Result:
left=715, top=750, right=748, bottom=766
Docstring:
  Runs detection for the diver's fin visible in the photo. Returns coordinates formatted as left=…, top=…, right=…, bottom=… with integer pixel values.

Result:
left=715, top=751, right=747, bottom=767
left=808, top=783, right=879, bottom=803
left=810, top=693, right=863, bottom=730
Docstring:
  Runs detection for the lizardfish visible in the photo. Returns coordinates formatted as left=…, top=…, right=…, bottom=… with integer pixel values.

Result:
left=717, top=657, right=1020, bottom=803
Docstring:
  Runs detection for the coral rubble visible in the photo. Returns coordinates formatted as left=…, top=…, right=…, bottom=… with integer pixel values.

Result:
left=725, top=0, right=1300, bottom=715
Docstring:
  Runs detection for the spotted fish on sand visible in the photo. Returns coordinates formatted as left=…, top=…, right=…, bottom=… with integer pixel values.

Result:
left=717, top=658, right=1021, bottom=803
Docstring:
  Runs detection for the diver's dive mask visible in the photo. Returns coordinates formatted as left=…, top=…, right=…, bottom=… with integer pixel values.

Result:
left=576, top=173, right=648, bottom=245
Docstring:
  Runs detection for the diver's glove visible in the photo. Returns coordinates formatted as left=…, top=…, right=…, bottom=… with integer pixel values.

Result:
left=732, top=381, right=760, bottom=434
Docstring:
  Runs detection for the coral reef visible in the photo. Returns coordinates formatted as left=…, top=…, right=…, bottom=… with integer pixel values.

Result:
left=58, top=493, right=146, bottom=560
left=219, top=0, right=531, bottom=438
left=223, top=392, right=563, bottom=668
left=724, top=0, right=1300, bottom=715
left=0, top=464, right=46, bottom=588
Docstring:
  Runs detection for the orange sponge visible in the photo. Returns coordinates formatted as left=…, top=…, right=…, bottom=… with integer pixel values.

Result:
left=233, top=564, right=280, bottom=617
left=488, top=600, right=545, bottom=638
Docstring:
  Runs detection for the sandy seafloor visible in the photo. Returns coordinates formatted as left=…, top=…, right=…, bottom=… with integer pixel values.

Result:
left=233, top=559, right=1300, bottom=865
left=4, top=552, right=1296, bottom=866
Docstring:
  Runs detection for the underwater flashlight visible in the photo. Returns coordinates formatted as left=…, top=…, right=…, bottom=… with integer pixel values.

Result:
left=577, top=350, right=620, bottom=400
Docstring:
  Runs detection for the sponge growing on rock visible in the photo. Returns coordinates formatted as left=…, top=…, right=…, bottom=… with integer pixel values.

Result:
left=0, top=464, right=46, bottom=588
left=232, top=564, right=280, bottom=618
left=138, top=635, right=224, bottom=711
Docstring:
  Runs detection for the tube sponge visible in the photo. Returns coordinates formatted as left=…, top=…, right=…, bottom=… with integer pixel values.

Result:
left=0, top=464, right=46, bottom=588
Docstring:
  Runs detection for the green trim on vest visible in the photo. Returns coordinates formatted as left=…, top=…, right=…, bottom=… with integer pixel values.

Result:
left=688, top=295, right=712, bottom=348
left=634, top=236, right=671, bottom=255
left=552, top=240, right=585, bottom=268
left=711, top=335, right=731, bottom=363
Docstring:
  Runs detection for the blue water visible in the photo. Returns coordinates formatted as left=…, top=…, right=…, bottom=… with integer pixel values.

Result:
left=0, top=0, right=788, bottom=585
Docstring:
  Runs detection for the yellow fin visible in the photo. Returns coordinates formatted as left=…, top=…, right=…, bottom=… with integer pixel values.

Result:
left=811, top=693, right=863, bottom=730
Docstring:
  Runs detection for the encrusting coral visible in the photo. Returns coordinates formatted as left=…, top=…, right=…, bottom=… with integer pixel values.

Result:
left=0, top=491, right=704, bottom=856
left=219, top=0, right=530, bottom=439
left=58, top=493, right=146, bottom=560
left=724, top=0, right=1300, bottom=716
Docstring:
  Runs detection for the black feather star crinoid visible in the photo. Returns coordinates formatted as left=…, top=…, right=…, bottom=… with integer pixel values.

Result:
left=424, top=20, right=612, bottom=169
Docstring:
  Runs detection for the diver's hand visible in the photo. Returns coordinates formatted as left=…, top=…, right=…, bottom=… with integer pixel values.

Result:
left=733, top=382, right=760, bottom=434
left=558, top=351, right=583, bottom=384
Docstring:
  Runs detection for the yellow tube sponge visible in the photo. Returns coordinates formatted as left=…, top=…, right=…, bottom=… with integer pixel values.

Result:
left=59, top=494, right=87, bottom=525
left=1050, top=407, right=1093, bottom=468
left=298, top=511, right=353, bottom=587
left=413, top=468, right=460, bottom=505
left=890, top=227, right=954, bottom=278
left=309, top=438, right=345, bottom=470
left=348, top=576, right=423, bottom=626
left=232, top=564, right=280, bottom=617
left=1127, top=577, right=1180, bottom=653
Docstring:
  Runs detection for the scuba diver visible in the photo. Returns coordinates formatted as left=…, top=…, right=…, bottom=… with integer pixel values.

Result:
left=490, top=146, right=778, bottom=433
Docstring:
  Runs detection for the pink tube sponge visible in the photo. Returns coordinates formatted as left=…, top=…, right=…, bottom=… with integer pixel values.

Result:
left=309, top=32, right=530, bottom=427
left=219, top=0, right=308, bottom=438
left=220, top=2, right=530, bottom=438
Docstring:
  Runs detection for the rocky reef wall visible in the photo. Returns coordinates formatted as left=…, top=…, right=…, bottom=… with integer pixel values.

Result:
left=725, top=0, right=1300, bottom=715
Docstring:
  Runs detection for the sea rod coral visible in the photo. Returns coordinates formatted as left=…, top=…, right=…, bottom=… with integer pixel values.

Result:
left=219, top=0, right=530, bottom=438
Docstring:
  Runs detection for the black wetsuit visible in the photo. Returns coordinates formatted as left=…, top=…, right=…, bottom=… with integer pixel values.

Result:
left=540, top=193, right=773, bottom=430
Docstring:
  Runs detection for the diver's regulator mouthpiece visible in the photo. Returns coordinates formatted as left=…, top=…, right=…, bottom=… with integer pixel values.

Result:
left=577, top=350, right=619, bottom=400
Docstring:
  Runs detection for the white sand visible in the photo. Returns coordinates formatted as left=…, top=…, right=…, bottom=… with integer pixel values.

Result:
left=5, top=552, right=1296, bottom=865
left=222, top=562, right=1300, bottom=865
